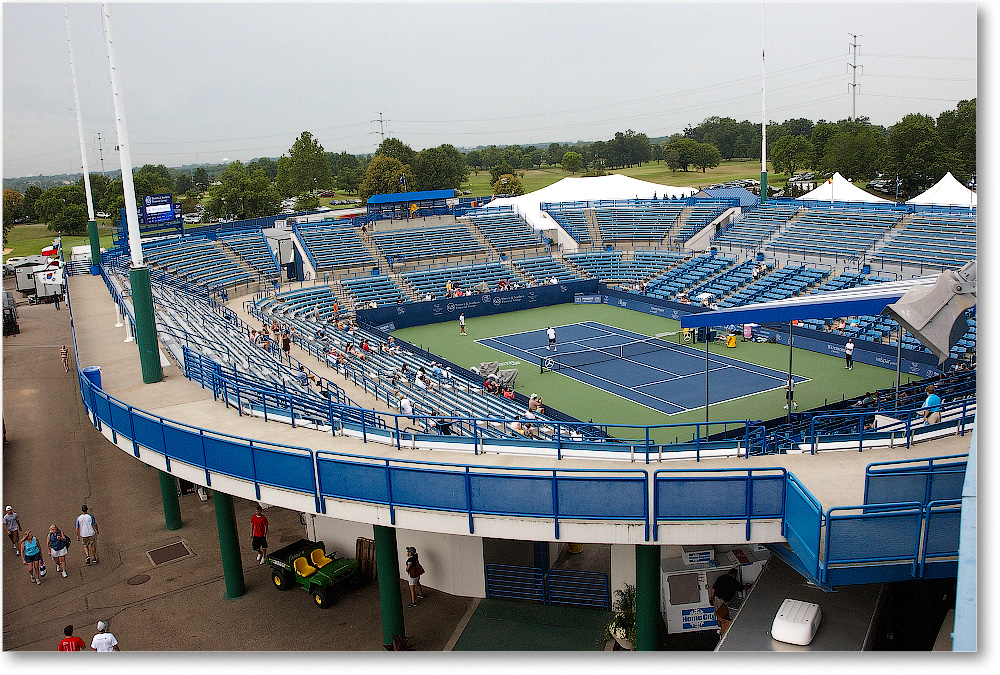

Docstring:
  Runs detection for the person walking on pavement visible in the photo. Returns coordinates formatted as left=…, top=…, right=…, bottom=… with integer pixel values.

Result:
left=251, top=505, right=269, bottom=564
left=91, top=621, right=120, bottom=651
left=58, top=625, right=86, bottom=651
left=60, top=344, right=70, bottom=372
left=845, top=338, right=855, bottom=370
left=48, top=524, right=71, bottom=577
left=21, top=530, right=43, bottom=584
left=4, top=505, right=21, bottom=556
left=76, top=504, right=99, bottom=565
left=405, top=546, right=424, bottom=607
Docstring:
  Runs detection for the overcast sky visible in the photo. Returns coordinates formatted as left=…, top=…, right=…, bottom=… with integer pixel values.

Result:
left=2, top=1, right=979, bottom=179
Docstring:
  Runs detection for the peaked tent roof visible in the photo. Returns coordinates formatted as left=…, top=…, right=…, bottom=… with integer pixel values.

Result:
left=797, top=172, right=891, bottom=204
left=481, top=174, right=696, bottom=230
left=907, top=172, right=977, bottom=208
left=680, top=275, right=935, bottom=328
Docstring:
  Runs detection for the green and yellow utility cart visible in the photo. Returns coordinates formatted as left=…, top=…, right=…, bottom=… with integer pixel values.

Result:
left=265, top=539, right=365, bottom=608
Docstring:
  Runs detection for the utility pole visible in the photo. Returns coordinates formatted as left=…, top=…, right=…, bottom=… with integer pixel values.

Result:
left=848, top=33, right=862, bottom=121
left=371, top=112, right=389, bottom=143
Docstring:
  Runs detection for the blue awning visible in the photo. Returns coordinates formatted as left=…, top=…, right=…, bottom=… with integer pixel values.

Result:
left=366, top=189, right=454, bottom=205
left=680, top=276, right=936, bottom=328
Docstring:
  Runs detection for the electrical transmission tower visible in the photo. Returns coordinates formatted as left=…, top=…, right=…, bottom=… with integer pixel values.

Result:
left=371, top=112, right=390, bottom=143
left=848, top=33, right=862, bottom=120
left=95, top=132, right=107, bottom=176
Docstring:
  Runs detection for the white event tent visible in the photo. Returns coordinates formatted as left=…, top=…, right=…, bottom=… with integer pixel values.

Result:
left=907, top=172, right=977, bottom=208
left=481, top=174, right=696, bottom=230
left=797, top=172, right=892, bottom=204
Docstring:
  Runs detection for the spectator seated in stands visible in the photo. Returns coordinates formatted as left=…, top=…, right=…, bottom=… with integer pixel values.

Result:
left=852, top=392, right=877, bottom=408
left=528, top=394, right=545, bottom=415
left=502, top=384, right=514, bottom=399
left=423, top=292, right=433, bottom=301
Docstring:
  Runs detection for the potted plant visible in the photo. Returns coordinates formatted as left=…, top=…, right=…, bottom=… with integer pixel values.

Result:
left=603, top=584, right=637, bottom=650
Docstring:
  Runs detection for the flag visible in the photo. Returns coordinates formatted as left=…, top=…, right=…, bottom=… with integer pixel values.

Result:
left=41, top=245, right=58, bottom=256
left=398, top=174, right=406, bottom=188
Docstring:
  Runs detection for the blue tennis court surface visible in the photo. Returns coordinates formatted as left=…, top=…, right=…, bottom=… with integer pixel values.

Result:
left=478, top=321, right=807, bottom=415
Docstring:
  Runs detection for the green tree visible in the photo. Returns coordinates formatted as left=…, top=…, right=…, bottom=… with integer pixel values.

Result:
left=358, top=155, right=416, bottom=200
left=275, top=156, right=295, bottom=198
left=34, top=185, right=86, bottom=226
left=375, top=137, right=416, bottom=166
left=936, top=99, right=976, bottom=182
left=99, top=180, right=125, bottom=218
left=288, top=131, right=333, bottom=193
left=879, top=114, right=954, bottom=199
left=492, top=173, right=525, bottom=196
left=335, top=167, right=362, bottom=194
left=246, top=157, right=278, bottom=182
left=204, top=161, right=280, bottom=220
left=327, top=151, right=359, bottom=178
left=3, top=188, right=23, bottom=238
left=53, top=203, right=88, bottom=235
left=662, top=137, right=700, bottom=171
left=132, top=164, right=174, bottom=203
left=547, top=143, right=567, bottom=166
left=820, top=126, right=884, bottom=180
left=295, top=192, right=320, bottom=211
left=527, top=149, right=544, bottom=169
left=75, top=173, right=111, bottom=213
left=489, top=162, right=515, bottom=185
left=770, top=135, right=815, bottom=175
left=413, top=144, right=468, bottom=191
left=193, top=167, right=210, bottom=188
left=466, top=149, right=484, bottom=174
left=561, top=151, right=583, bottom=174
left=692, top=142, right=722, bottom=172
left=174, top=173, right=195, bottom=194
left=22, top=185, right=43, bottom=222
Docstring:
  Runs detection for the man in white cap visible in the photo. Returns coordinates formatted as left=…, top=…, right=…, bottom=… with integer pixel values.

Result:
left=4, top=506, right=21, bottom=556
left=91, top=621, right=120, bottom=651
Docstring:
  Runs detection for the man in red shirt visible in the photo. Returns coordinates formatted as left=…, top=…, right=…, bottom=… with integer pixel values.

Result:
left=250, top=505, right=269, bottom=564
left=57, top=625, right=86, bottom=651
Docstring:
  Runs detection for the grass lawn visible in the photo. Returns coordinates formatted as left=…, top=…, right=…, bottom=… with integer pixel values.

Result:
left=459, top=159, right=789, bottom=199
left=3, top=222, right=117, bottom=262
left=393, top=303, right=916, bottom=442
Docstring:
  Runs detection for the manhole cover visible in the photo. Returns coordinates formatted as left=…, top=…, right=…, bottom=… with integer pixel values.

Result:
left=127, top=574, right=151, bottom=585
left=147, top=541, right=192, bottom=565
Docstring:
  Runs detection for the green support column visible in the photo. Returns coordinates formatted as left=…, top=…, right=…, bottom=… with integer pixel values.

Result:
left=87, top=220, right=101, bottom=275
left=373, top=525, right=405, bottom=645
left=635, top=544, right=661, bottom=651
left=213, top=491, right=246, bottom=599
left=760, top=170, right=769, bottom=204
left=128, top=266, right=163, bottom=384
left=158, top=470, right=182, bottom=531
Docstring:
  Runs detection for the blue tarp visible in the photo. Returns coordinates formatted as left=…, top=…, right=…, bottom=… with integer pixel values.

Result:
left=366, top=189, right=454, bottom=205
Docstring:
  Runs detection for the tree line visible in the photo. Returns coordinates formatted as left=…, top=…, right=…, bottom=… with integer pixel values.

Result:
left=3, top=98, right=975, bottom=237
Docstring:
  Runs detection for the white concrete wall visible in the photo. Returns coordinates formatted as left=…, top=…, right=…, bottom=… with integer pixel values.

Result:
left=310, top=514, right=486, bottom=598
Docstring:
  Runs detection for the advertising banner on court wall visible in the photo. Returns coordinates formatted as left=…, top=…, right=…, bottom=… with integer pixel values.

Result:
left=358, top=279, right=598, bottom=330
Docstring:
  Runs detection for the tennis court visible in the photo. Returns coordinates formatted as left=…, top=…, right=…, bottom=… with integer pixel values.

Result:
left=478, top=321, right=807, bottom=415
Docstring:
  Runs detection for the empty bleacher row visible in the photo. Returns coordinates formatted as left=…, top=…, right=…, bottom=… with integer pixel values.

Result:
left=874, top=213, right=976, bottom=270
left=217, top=230, right=281, bottom=278
left=765, top=208, right=902, bottom=260
left=464, top=208, right=547, bottom=254
left=142, top=236, right=257, bottom=291
left=593, top=201, right=685, bottom=243
left=674, top=201, right=731, bottom=243
left=645, top=254, right=736, bottom=300
left=712, top=204, right=798, bottom=251
left=562, top=250, right=689, bottom=285
left=510, top=256, right=585, bottom=284
left=720, top=264, right=830, bottom=308
left=545, top=207, right=592, bottom=244
left=373, top=224, right=486, bottom=265
left=294, top=222, right=376, bottom=272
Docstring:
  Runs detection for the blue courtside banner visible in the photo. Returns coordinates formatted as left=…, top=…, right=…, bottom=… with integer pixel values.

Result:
left=357, top=279, right=599, bottom=329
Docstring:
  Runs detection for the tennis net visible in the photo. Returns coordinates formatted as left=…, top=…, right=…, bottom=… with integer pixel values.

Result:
left=540, top=335, right=680, bottom=373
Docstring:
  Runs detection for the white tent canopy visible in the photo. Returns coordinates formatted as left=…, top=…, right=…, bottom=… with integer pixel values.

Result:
left=481, top=174, right=696, bottom=230
left=907, top=172, right=977, bottom=208
left=797, top=172, right=891, bottom=204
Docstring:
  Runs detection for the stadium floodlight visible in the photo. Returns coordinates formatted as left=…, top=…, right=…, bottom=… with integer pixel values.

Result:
left=883, top=260, right=976, bottom=365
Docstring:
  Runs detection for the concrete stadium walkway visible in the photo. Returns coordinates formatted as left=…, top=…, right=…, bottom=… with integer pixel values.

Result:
left=2, top=277, right=472, bottom=651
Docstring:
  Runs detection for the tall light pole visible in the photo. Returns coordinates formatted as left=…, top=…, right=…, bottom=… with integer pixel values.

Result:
left=64, top=5, right=99, bottom=274
left=102, top=3, right=162, bottom=383
left=760, top=3, right=768, bottom=204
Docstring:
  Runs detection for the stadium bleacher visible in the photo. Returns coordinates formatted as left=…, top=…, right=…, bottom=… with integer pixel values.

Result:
left=294, top=222, right=376, bottom=272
